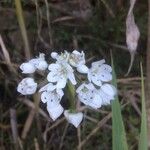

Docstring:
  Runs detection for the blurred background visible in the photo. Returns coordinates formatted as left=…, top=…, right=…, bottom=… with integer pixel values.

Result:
left=0, top=0, right=147, bottom=149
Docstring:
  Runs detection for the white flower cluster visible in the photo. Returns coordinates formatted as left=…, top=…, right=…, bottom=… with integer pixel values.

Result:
left=17, top=50, right=116, bottom=128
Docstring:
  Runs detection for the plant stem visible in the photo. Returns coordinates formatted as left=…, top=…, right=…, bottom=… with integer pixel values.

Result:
left=14, top=0, right=31, bottom=59
left=66, top=81, right=76, bottom=112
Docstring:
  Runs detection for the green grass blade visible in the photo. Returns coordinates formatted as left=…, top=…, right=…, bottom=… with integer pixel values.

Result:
left=138, top=62, right=148, bottom=150
left=15, top=0, right=31, bottom=59
left=111, top=54, right=128, bottom=150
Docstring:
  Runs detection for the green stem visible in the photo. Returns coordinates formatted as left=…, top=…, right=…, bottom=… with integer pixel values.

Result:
left=66, top=81, right=76, bottom=112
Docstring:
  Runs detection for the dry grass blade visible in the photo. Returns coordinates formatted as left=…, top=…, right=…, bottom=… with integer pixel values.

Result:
left=34, top=0, right=51, bottom=49
left=59, top=123, right=69, bottom=150
left=100, top=0, right=115, bottom=18
left=78, top=113, right=112, bottom=149
left=0, top=35, right=11, bottom=64
left=77, top=126, right=81, bottom=150
left=44, top=0, right=53, bottom=47
left=10, top=108, right=19, bottom=148
left=21, top=109, right=35, bottom=139
left=43, top=117, right=65, bottom=143
left=0, top=35, right=17, bottom=74
left=34, top=138, right=40, bottom=150
left=15, top=0, right=31, bottom=59
left=52, top=16, right=75, bottom=23
left=18, top=98, right=51, bottom=121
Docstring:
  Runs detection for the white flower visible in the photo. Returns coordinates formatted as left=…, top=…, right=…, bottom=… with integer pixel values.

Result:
left=29, top=53, right=48, bottom=71
left=39, top=83, right=64, bottom=120
left=69, top=50, right=85, bottom=67
left=40, top=86, right=64, bottom=104
left=47, top=62, right=77, bottom=88
left=20, top=62, right=36, bottom=74
left=20, top=53, right=48, bottom=73
left=98, top=83, right=117, bottom=105
left=17, top=78, right=37, bottom=95
left=76, top=83, right=102, bottom=109
left=64, top=110, right=83, bottom=128
left=51, top=51, right=70, bottom=62
left=47, top=103, right=64, bottom=121
left=88, top=60, right=112, bottom=86
left=69, top=50, right=89, bottom=74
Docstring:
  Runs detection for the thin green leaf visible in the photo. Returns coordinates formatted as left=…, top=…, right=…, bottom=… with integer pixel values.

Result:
left=138, top=62, right=148, bottom=150
left=111, top=53, right=128, bottom=150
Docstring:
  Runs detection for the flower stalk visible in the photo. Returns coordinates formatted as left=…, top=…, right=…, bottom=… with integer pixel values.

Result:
left=66, top=81, right=76, bottom=112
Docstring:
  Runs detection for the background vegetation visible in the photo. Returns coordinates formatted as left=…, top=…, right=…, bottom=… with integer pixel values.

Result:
left=0, top=0, right=148, bottom=149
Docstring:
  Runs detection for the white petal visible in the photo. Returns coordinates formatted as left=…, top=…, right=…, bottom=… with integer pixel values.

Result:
left=99, top=64, right=112, bottom=72
left=17, top=85, right=26, bottom=95
left=101, top=84, right=116, bottom=97
left=24, top=78, right=35, bottom=84
left=39, top=53, right=45, bottom=59
left=85, top=83, right=95, bottom=90
left=77, top=65, right=89, bottom=74
left=39, top=83, right=56, bottom=92
left=64, top=110, right=83, bottom=128
left=91, top=75, right=102, bottom=86
left=26, top=84, right=37, bottom=95
left=56, top=78, right=67, bottom=89
left=17, top=78, right=37, bottom=95
left=68, top=72, right=77, bottom=85
left=51, top=52, right=58, bottom=59
left=47, top=71, right=59, bottom=82
left=91, top=59, right=105, bottom=67
left=36, top=61, right=48, bottom=70
left=90, top=93, right=102, bottom=109
left=47, top=104, right=64, bottom=121
left=48, top=63, right=61, bottom=71
left=29, top=58, right=39, bottom=67
left=46, top=95, right=60, bottom=108
left=72, top=50, right=80, bottom=55
left=65, top=62, right=74, bottom=73
left=99, top=90, right=112, bottom=105
left=87, top=71, right=92, bottom=82
left=56, top=89, right=64, bottom=98
left=20, top=62, right=36, bottom=74
left=41, top=91, right=49, bottom=103
left=99, top=71, right=112, bottom=82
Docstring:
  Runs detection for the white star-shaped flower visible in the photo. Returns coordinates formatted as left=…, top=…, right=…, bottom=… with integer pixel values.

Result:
left=69, top=50, right=89, bottom=74
left=64, top=110, right=83, bottom=128
left=39, top=83, right=64, bottom=120
left=29, top=53, right=48, bottom=71
left=76, top=83, right=102, bottom=109
left=88, top=60, right=112, bottom=86
left=47, top=62, right=77, bottom=88
left=20, top=53, right=48, bottom=74
left=17, top=78, right=37, bottom=95
left=39, top=83, right=64, bottom=104
left=98, top=83, right=117, bottom=105
left=51, top=51, right=70, bottom=63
